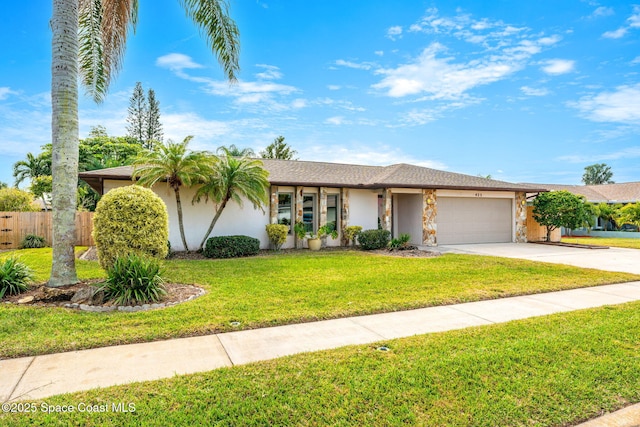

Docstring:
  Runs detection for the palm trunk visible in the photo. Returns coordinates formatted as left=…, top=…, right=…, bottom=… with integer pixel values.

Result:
left=49, top=0, right=79, bottom=287
left=198, top=197, right=229, bottom=251
left=174, top=187, right=190, bottom=252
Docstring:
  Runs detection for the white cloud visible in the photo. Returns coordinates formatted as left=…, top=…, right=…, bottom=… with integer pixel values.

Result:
left=557, top=147, right=640, bottom=163
left=541, top=59, right=575, bottom=75
left=386, top=26, right=403, bottom=40
left=591, top=6, right=614, bottom=18
left=156, top=53, right=204, bottom=72
left=369, top=9, right=560, bottom=101
left=303, top=143, right=448, bottom=170
left=327, top=85, right=341, bottom=91
left=603, top=27, right=627, bottom=39
left=521, top=86, right=550, bottom=96
left=325, top=116, right=347, bottom=125
left=335, top=59, right=374, bottom=70
left=374, top=50, right=384, bottom=56
left=602, top=5, right=640, bottom=38
left=570, top=83, right=640, bottom=124
left=291, top=98, right=307, bottom=109
left=632, top=56, right=640, bottom=65
left=161, top=112, right=231, bottom=143
left=0, top=87, right=18, bottom=100
left=255, top=64, right=283, bottom=80
left=372, top=42, right=522, bottom=99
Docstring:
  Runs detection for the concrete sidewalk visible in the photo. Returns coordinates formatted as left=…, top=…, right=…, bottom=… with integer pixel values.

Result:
left=2, top=281, right=640, bottom=410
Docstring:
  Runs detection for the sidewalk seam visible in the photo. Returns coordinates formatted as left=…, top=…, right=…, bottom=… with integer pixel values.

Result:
left=214, top=334, right=236, bottom=367
left=346, top=319, right=389, bottom=341
left=5, top=356, right=35, bottom=403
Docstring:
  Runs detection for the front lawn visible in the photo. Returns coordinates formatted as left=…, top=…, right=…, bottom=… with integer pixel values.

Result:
left=562, top=236, right=640, bottom=250
left=3, top=301, right=639, bottom=426
left=0, top=248, right=638, bottom=358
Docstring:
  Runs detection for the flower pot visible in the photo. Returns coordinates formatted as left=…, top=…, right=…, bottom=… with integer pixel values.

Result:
left=307, top=238, right=322, bottom=251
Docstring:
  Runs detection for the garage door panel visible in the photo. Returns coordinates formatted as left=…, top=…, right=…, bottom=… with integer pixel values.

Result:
left=438, top=198, right=512, bottom=244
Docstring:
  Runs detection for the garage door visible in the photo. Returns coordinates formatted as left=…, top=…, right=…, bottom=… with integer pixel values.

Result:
left=438, top=197, right=512, bottom=244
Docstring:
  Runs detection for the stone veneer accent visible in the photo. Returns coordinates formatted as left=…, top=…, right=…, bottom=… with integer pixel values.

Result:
left=295, top=186, right=304, bottom=248
left=382, top=188, right=392, bottom=232
left=340, top=188, right=350, bottom=246
left=422, top=189, right=437, bottom=246
left=515, top=191, right=527, bottom=243
left=319, top=187, right=328, bottom=227
left=269, top=185, right=278, bottom=224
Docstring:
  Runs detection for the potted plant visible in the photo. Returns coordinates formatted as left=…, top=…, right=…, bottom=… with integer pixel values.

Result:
left=312, top=224, right=339, bottom=250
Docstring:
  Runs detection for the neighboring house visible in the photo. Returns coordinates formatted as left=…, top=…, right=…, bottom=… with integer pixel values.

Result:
left=535, top=182, right=640, bottom=230
left=80, top=160, right=544, bottom=251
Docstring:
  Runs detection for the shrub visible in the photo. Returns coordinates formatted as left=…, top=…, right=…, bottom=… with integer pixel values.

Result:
left=0, top=188, right=39, bottom=211
left=0, top=258, right=34, bottom=299
left=266, top=224, right=288, bottom=251
left=357, top=229, right=391, bottom=250
left=92, top=185, right=169, bottom=270
left=203, top=235, right=260, bottom=258
left=99, top=254, right=166, bottom=305
left=20, top=234, right=46, bottom=249
left=343, top=225, right=362, bottom=246
left=389, top=233, right=411, bottom=250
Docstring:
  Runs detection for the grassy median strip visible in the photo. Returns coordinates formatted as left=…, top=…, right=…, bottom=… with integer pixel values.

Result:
left=2, top=302, right=640, bottom=426
left=0, top=248, right=638, bottom=358
left=562, top=236, right=640, bottom=250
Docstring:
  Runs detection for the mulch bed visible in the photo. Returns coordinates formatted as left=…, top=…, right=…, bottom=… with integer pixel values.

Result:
left=2, top=281, right=204, bottom=309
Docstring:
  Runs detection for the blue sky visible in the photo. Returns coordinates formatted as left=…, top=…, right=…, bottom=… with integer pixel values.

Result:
left=1, top=1, right=640, bottom=188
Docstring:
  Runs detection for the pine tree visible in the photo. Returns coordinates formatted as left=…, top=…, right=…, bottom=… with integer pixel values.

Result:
left=126, top=82, right=147, bottom=145
left=145, top=89, right=163, bottom=150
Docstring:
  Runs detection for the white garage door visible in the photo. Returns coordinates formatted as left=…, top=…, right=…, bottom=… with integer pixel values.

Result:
left=438, top=197, right=513, bottom=244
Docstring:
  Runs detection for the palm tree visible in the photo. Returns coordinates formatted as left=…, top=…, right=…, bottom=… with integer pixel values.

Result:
left=193, top=149, right=270, bottom=251
left=133, top=137, right=210, bottom=252
left=49, top=0, right=240, bottom=286
left=217, top=144, right=255, bottom=157
left=13, top=153, right=50, bottom=188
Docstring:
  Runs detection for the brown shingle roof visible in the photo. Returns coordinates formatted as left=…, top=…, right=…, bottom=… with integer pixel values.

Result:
left=539, top=182, right=640, bottom=203
left=79, top=160, right=545, bottom=192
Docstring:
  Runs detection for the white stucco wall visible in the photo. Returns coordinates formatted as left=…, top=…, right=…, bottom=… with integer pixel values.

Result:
left=349, top=189, right=379, bottom=231
left=103, top=180, right=270, bottom=251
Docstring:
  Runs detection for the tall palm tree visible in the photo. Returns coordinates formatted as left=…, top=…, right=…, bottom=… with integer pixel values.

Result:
left=216, top=144, right=255, bottom=157
left=133, top=137, right=210, bottom=252
left=13, top=153, right=50, bottom=188
left=194, top=149, right=270, bottom=251
left=49, top=0, right=240, bottom=286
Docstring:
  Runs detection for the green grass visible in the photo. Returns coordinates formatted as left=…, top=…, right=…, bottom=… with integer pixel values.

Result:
left=562, top=236, right=640, bottom=249
left=3, top=302, right=639, bottom=426
left=0, top=248, right=638, bottom=358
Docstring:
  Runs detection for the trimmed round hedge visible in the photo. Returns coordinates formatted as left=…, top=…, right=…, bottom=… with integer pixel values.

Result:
left=93, top=185, right=169, bottom=270
left=203, top=235, right=260, bottom=259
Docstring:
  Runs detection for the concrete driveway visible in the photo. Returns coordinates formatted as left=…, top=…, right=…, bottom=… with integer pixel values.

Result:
left=438, top=242, right=640, bottom=275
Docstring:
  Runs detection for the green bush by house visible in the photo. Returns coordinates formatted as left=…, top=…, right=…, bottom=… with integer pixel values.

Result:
left=266, top=224, right=288, bottom=250
left=92, top=185, right=169, bottom=270
left=203, top=235, right=260, bottom=258
left=358, top=229, right=391, bottom=250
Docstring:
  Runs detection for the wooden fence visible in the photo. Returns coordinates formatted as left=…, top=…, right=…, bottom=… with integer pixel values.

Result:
left=0, top=212, right=94, bottom=249
left=526, top=206, right=561, bottom=242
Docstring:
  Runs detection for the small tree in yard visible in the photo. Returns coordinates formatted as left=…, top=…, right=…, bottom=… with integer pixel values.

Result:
left=618, top=202, right=640, bottom=229
left=533, top=191, right=590, bottom=241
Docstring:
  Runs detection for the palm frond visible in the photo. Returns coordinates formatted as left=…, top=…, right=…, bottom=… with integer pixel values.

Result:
left=179, top=0, right=240, bottom=81
left=78, top=0, right=138, bottom=103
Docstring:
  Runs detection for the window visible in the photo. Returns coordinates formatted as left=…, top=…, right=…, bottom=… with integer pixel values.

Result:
left=302, top=194, right=315, bottom=233
left=278, top=193, right=292, bottom=234
left=327, top=194, right=338, bottom=232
